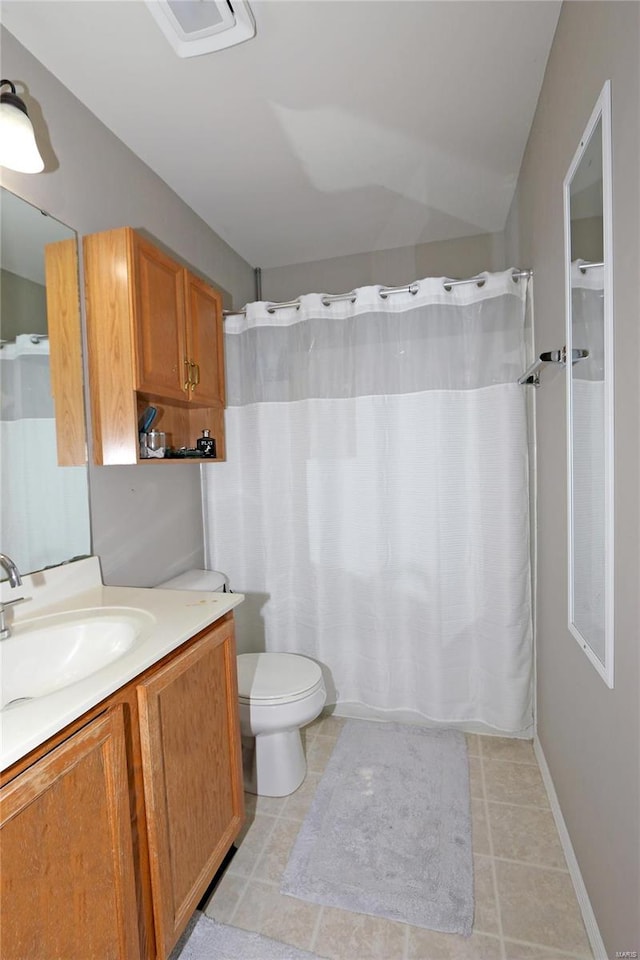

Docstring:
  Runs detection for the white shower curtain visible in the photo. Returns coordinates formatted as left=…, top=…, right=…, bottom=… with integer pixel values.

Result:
left=0, top=335, right=89, bottom=573
left=203, top=269, right=533, bottom=736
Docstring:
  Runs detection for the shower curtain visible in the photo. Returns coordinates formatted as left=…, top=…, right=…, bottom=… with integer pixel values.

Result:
left=0, top=335, right=89, bottom=573
left=203, top=269, right=533, bottom=736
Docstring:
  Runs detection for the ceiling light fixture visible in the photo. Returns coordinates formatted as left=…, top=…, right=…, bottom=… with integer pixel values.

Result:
left=0, top=80, right=45, bottom=174
left=146, top=0, right=255, bottom=58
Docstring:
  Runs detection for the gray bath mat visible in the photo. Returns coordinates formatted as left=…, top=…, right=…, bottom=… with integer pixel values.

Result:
left=281, top=719, right=473, bottom=936
left=175, top=913, right=322, bottom=959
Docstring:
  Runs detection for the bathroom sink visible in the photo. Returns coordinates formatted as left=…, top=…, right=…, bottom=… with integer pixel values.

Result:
left=0, top=607, right=155, bottom=710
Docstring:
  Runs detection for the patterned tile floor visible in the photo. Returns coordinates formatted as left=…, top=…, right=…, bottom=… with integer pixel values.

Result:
left=202, top=716, right=593, bottom=960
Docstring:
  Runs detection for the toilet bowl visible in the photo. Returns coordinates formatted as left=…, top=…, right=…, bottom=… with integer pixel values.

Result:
left=155, top=569, right=326, bottom=798
left=237, top=652, right=326, bottom=797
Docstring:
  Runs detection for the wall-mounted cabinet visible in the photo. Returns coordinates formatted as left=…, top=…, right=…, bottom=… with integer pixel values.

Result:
left=45, top=238, right=87, bottom=466
left=83, top=227, right=226, bottom=465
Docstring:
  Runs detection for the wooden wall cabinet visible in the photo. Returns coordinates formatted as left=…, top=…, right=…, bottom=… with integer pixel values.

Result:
left=0, top=615, right=244, bottom=960
left=83, top=227, right=226, bottom=465
left=44, top=238, right=87, bottom=466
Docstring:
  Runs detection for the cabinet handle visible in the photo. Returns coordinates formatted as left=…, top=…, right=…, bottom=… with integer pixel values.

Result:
left=193, top=362, right=200, bottom=387
left=183, top=358, right=192, bottom=392
left=188, top=360, right=197, bottom=391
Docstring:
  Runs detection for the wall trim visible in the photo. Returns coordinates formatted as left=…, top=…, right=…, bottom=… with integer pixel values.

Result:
left=533, top=736, right=607, bottom=960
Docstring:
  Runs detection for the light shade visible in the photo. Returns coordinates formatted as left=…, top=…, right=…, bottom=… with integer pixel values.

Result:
left=0, top=80, right=45, bottom=174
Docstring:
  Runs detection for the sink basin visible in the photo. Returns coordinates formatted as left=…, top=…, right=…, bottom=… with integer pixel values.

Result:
left=0, top=607, right=156, bottom=709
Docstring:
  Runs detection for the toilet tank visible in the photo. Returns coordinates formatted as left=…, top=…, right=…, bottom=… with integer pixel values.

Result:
left=155, top=568, right=259, bottom=655
left=155, top=568, right=229, bottom=592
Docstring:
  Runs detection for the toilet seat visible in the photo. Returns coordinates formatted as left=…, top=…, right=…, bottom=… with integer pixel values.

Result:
left=237, top=653, right=323, bottom=705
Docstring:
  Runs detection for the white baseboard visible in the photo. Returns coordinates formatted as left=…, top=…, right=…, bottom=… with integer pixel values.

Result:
left=533, top=736, right=608, bottom=960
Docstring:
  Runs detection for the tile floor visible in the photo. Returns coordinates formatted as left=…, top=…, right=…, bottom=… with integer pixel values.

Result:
left=202, top=716, right=594, bottom=960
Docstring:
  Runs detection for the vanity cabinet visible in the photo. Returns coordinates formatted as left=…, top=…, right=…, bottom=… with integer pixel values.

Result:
left=0, top=707, right=141, bottom=960
left=83, top=227, right=226, bottom=465
left=0, top=614, right=244, bottom=960
left=138, top=619, right=243, bottom=958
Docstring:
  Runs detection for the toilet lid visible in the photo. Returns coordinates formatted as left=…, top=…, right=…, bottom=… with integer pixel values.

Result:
left=237, top=653, right=323, bottom=704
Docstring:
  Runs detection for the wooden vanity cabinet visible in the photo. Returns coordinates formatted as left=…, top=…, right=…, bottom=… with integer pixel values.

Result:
left=83, top=226, right=226, bottom=465
left=0, top=707, right=142, bottom=960
left=0, top=614, right=244, bottom=960
left=138, top=618, right=244, bottom=958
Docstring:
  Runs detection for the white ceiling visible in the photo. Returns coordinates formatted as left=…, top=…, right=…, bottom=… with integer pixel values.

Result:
left=2, top=1, right=561, bottom=270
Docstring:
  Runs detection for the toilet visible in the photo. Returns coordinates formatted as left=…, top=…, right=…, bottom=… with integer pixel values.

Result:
left=237, top=651, right=326, bottom=797
left=155, top=569, right=327, bottom=797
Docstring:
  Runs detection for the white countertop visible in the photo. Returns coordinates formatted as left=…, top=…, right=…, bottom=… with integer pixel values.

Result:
left=0, top=559, right=243, bottom=772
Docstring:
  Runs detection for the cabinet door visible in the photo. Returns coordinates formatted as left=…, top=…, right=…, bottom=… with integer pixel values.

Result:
left=137, top=620, right=244, bottom=958
left=131, top=233, right=188, bottom=401
left=0, top=708, right=141, bottom=960
left=45, top=238, right=87, bottom=466
left=184, top=271, right=225, bottom=406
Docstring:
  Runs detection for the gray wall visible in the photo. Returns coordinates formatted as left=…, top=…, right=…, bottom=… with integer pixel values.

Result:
left=0, top=27, right=255, bottom=587
left=261, top=231, right=506, bottom=303
left=505, top=3, right=639, bottom=954
left=570, top=215, right=604, bottom=264
left=0, top=269, right=47, bottom=340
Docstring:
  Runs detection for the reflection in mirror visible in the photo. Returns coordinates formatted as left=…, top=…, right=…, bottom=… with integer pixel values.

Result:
left=0, top=188, right=91, bottom=575
left=564, top=81, right=614, bottom=687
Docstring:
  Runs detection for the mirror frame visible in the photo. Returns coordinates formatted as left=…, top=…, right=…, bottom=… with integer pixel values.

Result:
left=563, top=80, right=614, bottom=687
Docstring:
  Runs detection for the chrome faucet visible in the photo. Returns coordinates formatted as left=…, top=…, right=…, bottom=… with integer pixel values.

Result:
left=0, top=553, right=24, bottom=640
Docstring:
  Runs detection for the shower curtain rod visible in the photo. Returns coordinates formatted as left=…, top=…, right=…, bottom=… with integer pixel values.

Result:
left=222, top=268, right=532, bottom=318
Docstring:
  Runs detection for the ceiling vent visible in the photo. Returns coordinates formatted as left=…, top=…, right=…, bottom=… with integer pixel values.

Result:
left=146, top=0, right=255, bottom=58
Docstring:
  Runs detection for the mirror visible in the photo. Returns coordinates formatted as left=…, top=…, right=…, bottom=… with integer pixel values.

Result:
left=564, top=81, right=614, bottom=687
left=0, top=187, right=91, bottom=575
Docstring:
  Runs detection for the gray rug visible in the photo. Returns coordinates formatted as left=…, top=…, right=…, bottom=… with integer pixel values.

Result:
left=281, top=719, right=474, bottom=936
left=176, top=914, right=322, bottom=959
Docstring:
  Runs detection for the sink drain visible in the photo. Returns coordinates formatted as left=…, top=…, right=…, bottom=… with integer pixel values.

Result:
left=2, top=697, right=34, bottom=711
